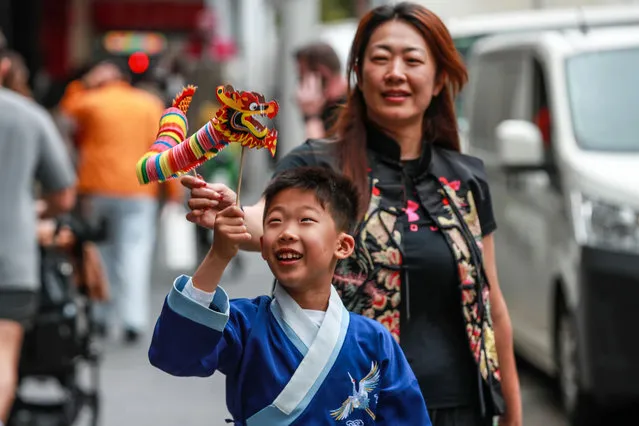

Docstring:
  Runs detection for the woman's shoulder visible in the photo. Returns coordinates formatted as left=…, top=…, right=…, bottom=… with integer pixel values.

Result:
left=433, top=146, right=496, bottom=235
left=273, top=138, right=338, bottom=176
left=296, top=137, right=338, bottom=155
left=432, top=146, right=488, bottom=184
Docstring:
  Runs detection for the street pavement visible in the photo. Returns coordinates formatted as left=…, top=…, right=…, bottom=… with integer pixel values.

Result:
left=96, top=254, right=265, bottom=426
left=88, top=191, right=569, bottom=426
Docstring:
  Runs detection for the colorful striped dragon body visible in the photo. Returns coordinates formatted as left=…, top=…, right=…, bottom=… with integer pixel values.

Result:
left=136, top=84, right=279, bottom=185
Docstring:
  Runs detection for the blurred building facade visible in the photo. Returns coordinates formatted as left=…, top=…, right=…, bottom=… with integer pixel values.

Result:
left=1, top=0, right=635, bottom=92
left=0, top=0, right=210, bottom=104
left=2, top=0, right=635, bottom=162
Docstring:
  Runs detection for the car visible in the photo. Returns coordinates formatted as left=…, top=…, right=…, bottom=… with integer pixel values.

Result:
left=447, top=4, right=639, bottom=151
left=462, top=25, right=639, bottom=425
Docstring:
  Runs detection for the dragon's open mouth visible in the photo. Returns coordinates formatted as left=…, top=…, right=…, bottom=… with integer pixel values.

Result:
left=247, top=115, right=267, bottom=133
left=231, top=110, right=270, bottom=137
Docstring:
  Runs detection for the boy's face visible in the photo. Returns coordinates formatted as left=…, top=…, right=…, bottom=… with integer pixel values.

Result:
left=260, top=188, right=354, bottom=290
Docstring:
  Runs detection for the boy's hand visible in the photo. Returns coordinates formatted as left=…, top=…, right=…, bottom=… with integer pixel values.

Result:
left=213, top=205, right=252, bottom=261
left=181, top=175, right=237, bottom=230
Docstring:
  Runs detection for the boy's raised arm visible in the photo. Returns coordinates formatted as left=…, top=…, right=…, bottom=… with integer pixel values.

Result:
left=148, top=275, right=234, bottom=377
left=181, top=176, right=264, bottom=252
left=148, top=206, right=253, bottom=377
left=193, top=204, right=253, bottom=291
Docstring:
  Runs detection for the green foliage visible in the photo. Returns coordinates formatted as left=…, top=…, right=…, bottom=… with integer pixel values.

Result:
left=321, top=0, right=356, bottom=22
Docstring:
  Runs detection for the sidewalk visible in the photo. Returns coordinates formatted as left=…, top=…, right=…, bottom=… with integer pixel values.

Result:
left=99, top=245, right=271, bottom=425
left=97, top=188, right=272, bottom=426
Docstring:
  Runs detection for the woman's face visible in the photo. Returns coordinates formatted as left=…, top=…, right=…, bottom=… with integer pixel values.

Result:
left=360, top=20, right=442, bottom=129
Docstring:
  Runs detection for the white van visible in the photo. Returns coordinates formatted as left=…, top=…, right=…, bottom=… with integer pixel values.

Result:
left=448, top=4, right=639, bottom=138
left=448, top=4, right=639, bottom=59
left=462, top=26, right=639, bottom=425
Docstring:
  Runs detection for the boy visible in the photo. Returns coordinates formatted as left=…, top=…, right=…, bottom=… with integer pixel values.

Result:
left=148, top=167, right=430, bottom=425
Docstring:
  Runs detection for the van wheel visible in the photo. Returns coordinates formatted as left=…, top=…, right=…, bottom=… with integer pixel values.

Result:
left=556, top=308, right=599, bottom=426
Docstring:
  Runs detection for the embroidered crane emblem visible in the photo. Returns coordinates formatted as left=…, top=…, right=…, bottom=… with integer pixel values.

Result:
left=330, top=361, right=380, bottom=421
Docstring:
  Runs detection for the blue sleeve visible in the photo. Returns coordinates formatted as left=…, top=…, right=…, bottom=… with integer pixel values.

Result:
left=148, top=275, right=256, bottom=378
left=376, top=332, right=431, bottom=426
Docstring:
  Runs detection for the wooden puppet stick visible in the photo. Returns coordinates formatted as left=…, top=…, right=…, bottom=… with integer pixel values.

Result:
left=235, top=146, right=247, bottom=206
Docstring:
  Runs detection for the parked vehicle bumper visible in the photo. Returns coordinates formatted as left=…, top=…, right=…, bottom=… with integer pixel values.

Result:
left=577, top=246, right=639, bottom=404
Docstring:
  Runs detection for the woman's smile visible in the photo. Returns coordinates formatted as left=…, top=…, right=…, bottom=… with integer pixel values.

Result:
left=382, top=89, right=411, bottom=103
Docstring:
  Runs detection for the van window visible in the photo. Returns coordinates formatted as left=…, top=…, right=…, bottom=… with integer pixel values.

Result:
left=566, top=47, right=639, bottom=152
left=530, top=59, right=563, bottom=191
left=467, top=51, right=531, bottom=153
left=532, top=60, right=551, bottom=147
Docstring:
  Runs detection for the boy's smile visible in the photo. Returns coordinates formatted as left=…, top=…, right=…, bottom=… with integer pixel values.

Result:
left=275, top=247, right=303, bottom=264
left=261, top=188, right=354, bottom=293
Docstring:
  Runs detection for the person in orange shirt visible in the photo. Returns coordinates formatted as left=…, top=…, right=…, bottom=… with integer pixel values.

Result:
left=59, top=60, right=183, bottom=343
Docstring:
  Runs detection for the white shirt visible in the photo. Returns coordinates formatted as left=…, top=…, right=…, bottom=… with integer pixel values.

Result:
left=182, top=280, right=326, bottom=327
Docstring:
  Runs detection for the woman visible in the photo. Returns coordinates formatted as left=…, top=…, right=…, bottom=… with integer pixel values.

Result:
left=182, top=3, right=522, bottom=425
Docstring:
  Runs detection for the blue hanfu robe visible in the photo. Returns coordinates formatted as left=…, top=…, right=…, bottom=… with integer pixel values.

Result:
left=149, top=275, right=431, bottom=425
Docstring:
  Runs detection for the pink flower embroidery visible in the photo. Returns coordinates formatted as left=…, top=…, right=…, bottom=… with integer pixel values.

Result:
left=403, top=199, right=420, bottom=222
left=378, top=310, right=400, bottom=340
left=439, top=177, right=461, bottom=191
left=372, top=292, right=388, bottom=310
left=458, top=261, right=474, bottom=285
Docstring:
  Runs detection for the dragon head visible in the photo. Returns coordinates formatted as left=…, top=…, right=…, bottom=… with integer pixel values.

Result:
left=214, top=85, right=279, bottom=156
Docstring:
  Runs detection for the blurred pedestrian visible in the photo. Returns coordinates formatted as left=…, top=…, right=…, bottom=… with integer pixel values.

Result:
left=294, top=41, right=347, bottom=138
left=59, top=60, right=183, bottom=344
left=0, top=48, right=76, bottom=426
left=1, top=50, right=32, bottom=99
left=159, top=53, right=189, bottom=104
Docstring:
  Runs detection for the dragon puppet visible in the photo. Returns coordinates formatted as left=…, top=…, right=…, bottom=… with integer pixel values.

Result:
left=136, top=84, right=279, bottom=185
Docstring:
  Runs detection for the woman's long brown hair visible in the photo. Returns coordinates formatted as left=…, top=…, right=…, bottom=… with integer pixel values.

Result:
left=330, top=2, right=468, bottom=217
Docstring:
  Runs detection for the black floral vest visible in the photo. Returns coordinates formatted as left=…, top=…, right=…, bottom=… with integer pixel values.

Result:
left=308, top=136, right=506, bottom=415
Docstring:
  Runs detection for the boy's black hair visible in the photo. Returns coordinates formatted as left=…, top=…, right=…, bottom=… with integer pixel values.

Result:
left=262, top=167, right=359, bottom=234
